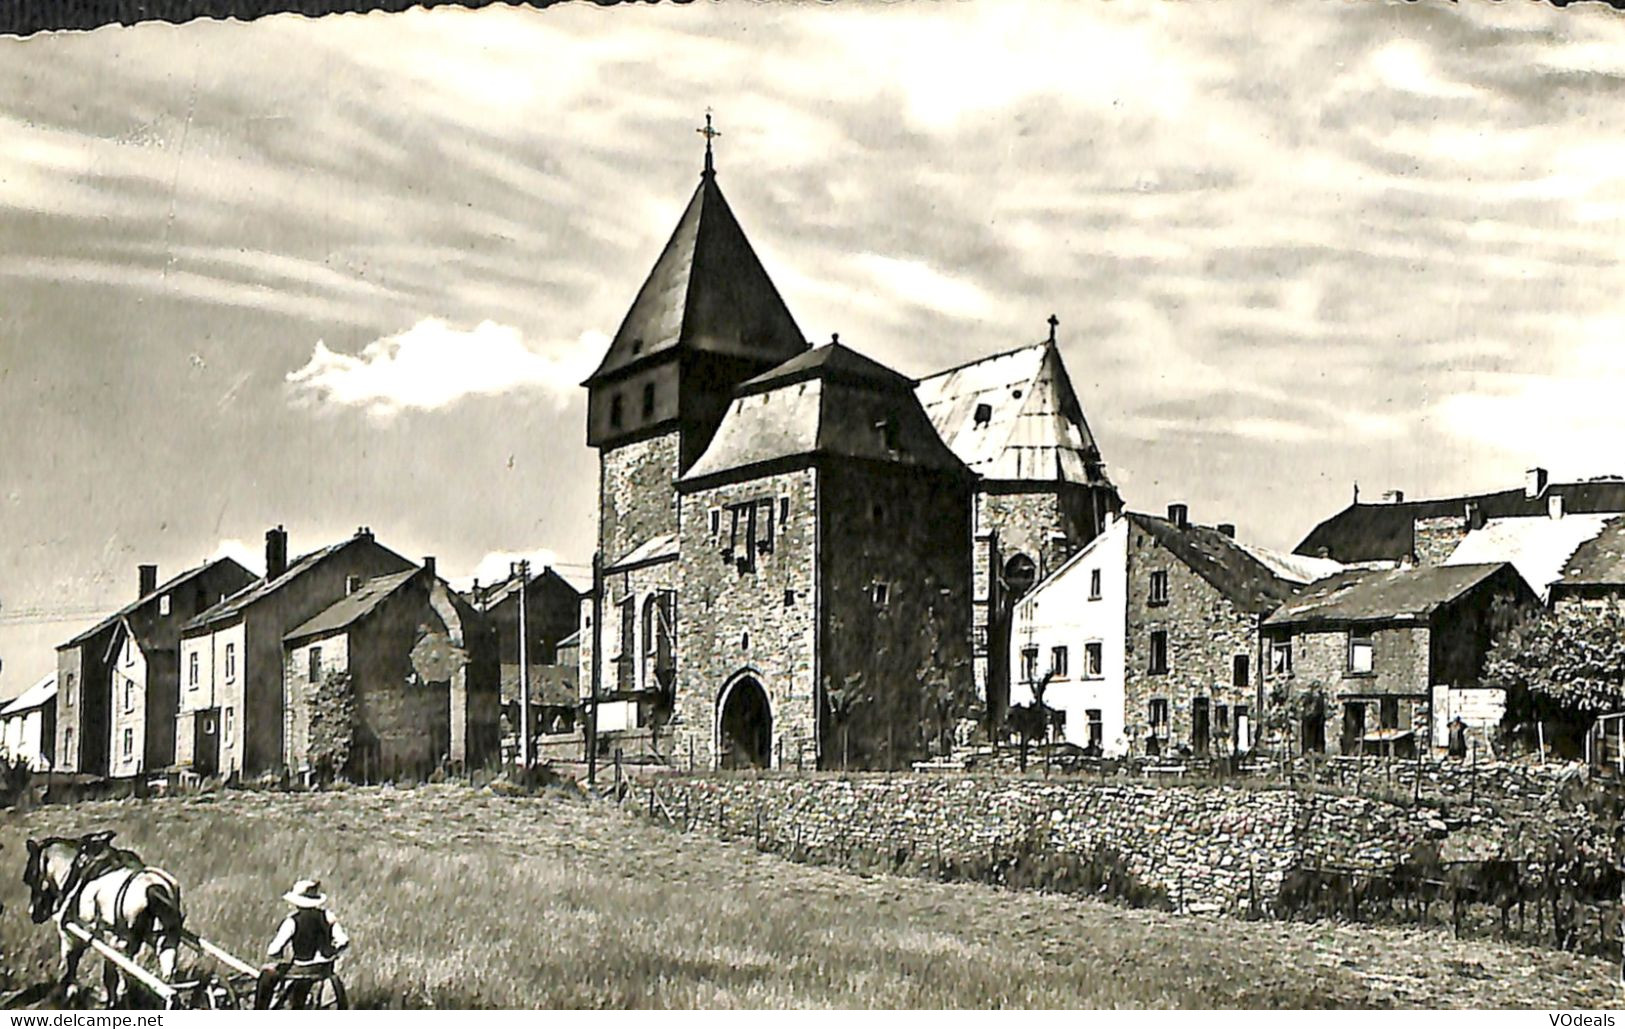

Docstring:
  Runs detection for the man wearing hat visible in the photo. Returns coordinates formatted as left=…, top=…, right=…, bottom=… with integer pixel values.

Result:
left=254, top=878, right=350, bottom=1009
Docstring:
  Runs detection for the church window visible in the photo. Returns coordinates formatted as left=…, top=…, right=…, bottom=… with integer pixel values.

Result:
left=709, top=508, right=721, bottom=539
left=974, top=402, right=992, bottom=427
left=725, top=502, right=759, bottom=573
left=779, top=496, right=789, bottom=524
left=609, top=393, right=624, bottom=430
left=755, top=498, right=775, bottom=554
left=642, top=382, right=656, bottom=419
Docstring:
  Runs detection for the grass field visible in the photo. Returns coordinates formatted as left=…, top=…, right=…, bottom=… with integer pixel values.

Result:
left=0, top=784, right=1618, bottom=1008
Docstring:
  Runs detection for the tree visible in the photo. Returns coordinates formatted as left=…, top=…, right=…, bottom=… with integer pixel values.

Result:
left=1006, top=670, right=1058, bottom=771
left=307, top=669, right=357, bottom=784
left=1485, top=605, right=1625, bottom=718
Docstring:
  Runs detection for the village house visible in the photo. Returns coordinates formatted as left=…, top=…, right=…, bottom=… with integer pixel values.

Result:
left=1, top=672, right=57, bottom=772
left=1010, top=507, right=1334, bottom=758
left=915, top=333, right=1121, bottom=726
left=1443, top=502, right=1616, bottom=605
left=282, top=560, right=499, bottom=782
left=176, top=526, right=415, bottom=780
left=1547, top=516, right=1625, bottom=612
left=471, top=567, right=580, bottom=752
left=54, top=557, right=256, bottom=777
left=1262, top=562, right=1537, bottom=756
left=1296, top=467, right=1625, bottom=566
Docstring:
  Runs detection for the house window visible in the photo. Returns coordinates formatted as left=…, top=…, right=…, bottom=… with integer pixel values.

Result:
left=188, top=652, right=199, bottom=689
left=608, top=393, right=624, bottom=430
left=1084, top=641, right=1103, bottom=678
left=122, top=728, right=133, bottom=758
left=973, top=625, right=989, bottom=655
left=1149, top=570, right=1169, bottom=606
left=1050, top=645, right=1069, bottom=678
left=1148, top=630, right=1169, bottom=675
left=973, top=402, right=993, bottom=426
left=1020, top=646, right=1039, bottom=683
left=124, top=680, right=135, bottom=713
left=225, top=642, right=236, bottom=682
left=63, top=727, right=74, bottom=762
left=1089, top=569, right=1102, bottom=600
left=1347, top=629, right=1374, bottom=675
left=874, top=417, right=900, bottom=452
left=65, top=673, right=75, bottom=707
left=1086, top=709, right=1104, bottom=748
left=871, top=582, right=890, bottom=607
left=224, top=706, right=235, bottom=743
left=309, top=646, right=324, bottom=683
left=124, top=640, right=134, bottom=666
left=641, top=382, right=656, bottom=419
left=871, top=502, right=887, bottom=525
left=1149, top=698, right=1170, bottom=739
left=1271, top=638, right=1293, bottom=675
left=1380, top=697, right=1400, bottom=730
left=1216, top=704, right=1231, bottom=740
left=1233, top=654, right=1249, bottom=691
left=159, top=594, right=171, bottom=616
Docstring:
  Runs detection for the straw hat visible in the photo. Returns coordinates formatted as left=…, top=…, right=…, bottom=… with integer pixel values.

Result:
left=283, top=879, right=326, bottom=909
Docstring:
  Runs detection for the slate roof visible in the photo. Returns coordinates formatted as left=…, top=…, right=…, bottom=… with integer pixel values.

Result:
left=1127, top=513, right=1301, bottom=616
left=1444, top=514, right=1615, bottom=601
left=0, top=672, right=57, bottom=716
left=583, top=168, right=807, bottom=386
left=1555, top=516, right=1625, bottom=588
left=604, top=534, right=678, bottom=573
left=62, top=558, right=251, bottom=649
left=680, top=342, right=969, bottom=488
left=477, top=566, right=583, bottom=608
left=184, top=535, right=405, bottom=634
left=283, top=569, right=420, bottom=643
left=914, top=341, right=1113, bottom=487
left=1230, top=540, right=1348, bottom=586
left=1295, top=479, right=1625, bottom=563
left=1264, top=563, right=1510, bottom=627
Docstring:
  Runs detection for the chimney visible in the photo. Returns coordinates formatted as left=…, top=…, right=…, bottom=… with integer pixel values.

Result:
left=1549, top=493, right=1565, bottom=520
left=1465, top=501, right=1485, bottom=531
left=355, top=525, right=374, bottom=541
left=138, top=564, right=158, bottom=598
left=423, top=556, right=436, bottom=578
left=345, top=575, right=362, bottom=595
left=1167, top=503, right=1189, bottom=529
left=265, top=525, right=288, bottom=581
left=1382, top=489, right=1405, bottom=504
left=1526, top=467, right=1548, bottom=499
left=1217, top=523, right=1236, bottom=538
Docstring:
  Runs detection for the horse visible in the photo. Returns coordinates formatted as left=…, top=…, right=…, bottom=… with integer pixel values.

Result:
left=22, top=831, right=185, bottom=1007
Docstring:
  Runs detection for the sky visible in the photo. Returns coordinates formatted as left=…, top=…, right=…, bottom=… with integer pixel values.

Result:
left=3, top=0, right=1625, bottom=694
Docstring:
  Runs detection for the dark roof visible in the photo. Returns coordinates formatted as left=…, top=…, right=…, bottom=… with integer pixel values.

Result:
left=283, top=569, right=419, bottom=643
left=680, top=342, right=969, bottom=488
left=1127, top=513, right=1298, bottom=615
left=62, top=558, right=251, bottom=649
left=1556, top=516, right=1625, bottom=588
left=583, top=168, right=807, bottom=386
left=1296, top=479, right=1625, bottom=563
left=183, top=535, right=406, bottom=633
left=556, top=629, right=581, bottom=650
left=1265, top=562, right=1510, bottom=626
left=477, top=566, right=582, bottom=609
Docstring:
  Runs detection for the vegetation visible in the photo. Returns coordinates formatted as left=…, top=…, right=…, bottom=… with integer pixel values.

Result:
left=0, top=786, right=1617, bottom=1008
left=1485, top=606, right=1625, bottom=716
left=307, top=670, right=357, bottom=784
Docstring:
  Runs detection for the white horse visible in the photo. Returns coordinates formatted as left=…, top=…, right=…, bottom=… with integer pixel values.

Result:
left=22, top=832, right=184, bottom=1007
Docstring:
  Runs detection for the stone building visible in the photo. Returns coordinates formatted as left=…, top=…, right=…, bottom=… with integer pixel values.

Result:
left=1, top=672, right=57, bottom=772
left=282, top=561, right=499, bottom=781
left=915, top=333, right=1121, bottom=724
left=1009, top=508, right=1337, bottom=757
left=1262, top=562, right=1536, bottom=756
left=177, top=527, right=415, bottom=780
left=1546, top=516, right=1625, bottom=612
left=1296, top=467, right=1625, bottom=566
left=54, top=557, right=255, bottom=777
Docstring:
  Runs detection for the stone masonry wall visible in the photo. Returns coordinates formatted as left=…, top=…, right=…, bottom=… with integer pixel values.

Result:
left=646, top=776, right=1445, bottom=913
left=1268, top=625, right=1430, bottom=754
left=599, top=432, right=681, bottom=567
left=1124, top=527, right=1259, bottom=755
left=1414, top=515, right=1467, bottom=566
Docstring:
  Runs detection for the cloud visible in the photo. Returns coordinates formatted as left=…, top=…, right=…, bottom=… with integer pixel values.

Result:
left=849, top=254, right=994, bottom=322
left=286, top=319, right=602, bottom=419
left=453, top=548, right=568, bottom=593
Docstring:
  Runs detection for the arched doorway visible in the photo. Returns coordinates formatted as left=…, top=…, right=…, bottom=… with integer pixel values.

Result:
left=717, top=675, right=771, bottom=770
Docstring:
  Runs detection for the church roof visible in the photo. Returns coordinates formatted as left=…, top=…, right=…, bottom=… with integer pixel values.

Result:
left=914, top=340, right=1112, bottom=486
left=680, top=342, right=969, bottom=489
left=584, top=167, right=807, bottom=386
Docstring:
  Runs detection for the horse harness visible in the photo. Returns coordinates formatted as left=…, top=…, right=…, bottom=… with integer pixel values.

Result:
left=54, top=840, right=170, bottom=932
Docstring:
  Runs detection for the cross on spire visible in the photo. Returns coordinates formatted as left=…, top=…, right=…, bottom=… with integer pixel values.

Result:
left=698, top=109, right=721, bottom=177
left=1047, top=314, right=1059, bottom=344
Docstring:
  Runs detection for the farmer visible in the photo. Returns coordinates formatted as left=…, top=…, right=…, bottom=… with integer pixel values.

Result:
left=254, top=878, right=349, bottom=1009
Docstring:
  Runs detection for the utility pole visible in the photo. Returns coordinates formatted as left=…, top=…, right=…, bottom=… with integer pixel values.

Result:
left=587, top=550, right=603, bottom=791
left=516, top=560, right=533, bottom=771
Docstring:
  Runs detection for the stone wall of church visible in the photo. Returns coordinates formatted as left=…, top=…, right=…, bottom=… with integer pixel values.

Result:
left=675, top=468, right=821, bottom=771
left=598, top=432, right=681, bottom=566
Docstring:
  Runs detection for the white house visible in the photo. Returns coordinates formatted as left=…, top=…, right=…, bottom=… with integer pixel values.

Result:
left=1, top=672, right=57, bottom=771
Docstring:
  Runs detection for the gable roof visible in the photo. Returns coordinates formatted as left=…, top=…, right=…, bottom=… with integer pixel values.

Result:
left=477, top=566, right=583, bottom=609
left=1, top=672, right=57, bottom=716
left=604, top=533, right=679, bottom=574
left=1554, top=516, right=1625, bottom=589
left=61, top=557, right=252, bottom=649
left=1295, top=479, right=1625, bottom=563
left=914, top=341, right=1113, bottom=488
left=1444, top=514, right=1615, bottom=601
left=680, top=342, right=969, bottom=488
left=1127, top=512, right=1300, bottom=615
left=1264, top=562, right=1511, bottom=627
left=184, top=534, right=407, bottom=634
left=583, top=167, right=807, bottom=386
left=283, top=569, right=421, bottom=643
left=1230, top=539, right=1348, bottom=586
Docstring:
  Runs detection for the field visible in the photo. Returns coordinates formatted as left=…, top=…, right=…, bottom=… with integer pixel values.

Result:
left=0, top=784, right=1618, bottom=1009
